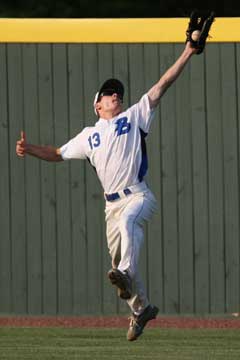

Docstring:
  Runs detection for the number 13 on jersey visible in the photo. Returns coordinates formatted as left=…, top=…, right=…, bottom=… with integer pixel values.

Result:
left=88, top=132, right=101, bottom=149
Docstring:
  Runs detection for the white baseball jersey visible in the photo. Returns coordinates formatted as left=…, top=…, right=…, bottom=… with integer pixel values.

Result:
left=60, top=94, right=155, bottom=194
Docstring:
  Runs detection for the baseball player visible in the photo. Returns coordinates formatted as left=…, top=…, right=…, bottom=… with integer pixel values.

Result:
left=16, top=16, right=213, bottom=340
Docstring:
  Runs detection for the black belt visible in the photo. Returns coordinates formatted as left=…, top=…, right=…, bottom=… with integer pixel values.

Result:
left=105, top=188, right=132, bottom=202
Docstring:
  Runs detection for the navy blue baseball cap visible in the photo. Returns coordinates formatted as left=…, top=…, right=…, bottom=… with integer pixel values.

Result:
left=93, top=78, right=124, bottom=114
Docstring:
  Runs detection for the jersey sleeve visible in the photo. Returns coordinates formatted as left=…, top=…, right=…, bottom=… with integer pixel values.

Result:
left=60, top=129, right=88, bottom=160
left=132, top=93, right=156, bottom=133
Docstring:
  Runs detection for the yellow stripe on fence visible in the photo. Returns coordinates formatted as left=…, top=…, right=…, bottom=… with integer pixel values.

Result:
left=0, top=18, right=239, bottom=43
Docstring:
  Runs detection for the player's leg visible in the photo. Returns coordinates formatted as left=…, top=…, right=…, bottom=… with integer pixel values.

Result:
left=119, top=205, right=150, bottom=314
left=118, top=189, right=157, bottom=277
left=105, top=207, right=121, bottom=269
left=105, top=204, right=133, bottom=299
left=117, top=189, right=159, bottom=340
left=105, top=189, right=157, bottom=307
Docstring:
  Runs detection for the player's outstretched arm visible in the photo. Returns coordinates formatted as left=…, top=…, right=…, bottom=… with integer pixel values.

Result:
left=16, top=130, right=63, bottom=162
left=147, top=42, right=197, bottom=109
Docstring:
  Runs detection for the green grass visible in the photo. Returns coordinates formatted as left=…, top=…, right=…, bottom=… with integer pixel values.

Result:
left=0, top=327, right=240, bottom=360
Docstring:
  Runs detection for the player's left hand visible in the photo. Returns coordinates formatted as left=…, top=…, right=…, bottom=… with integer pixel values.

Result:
left=185, top=10, right=215, bottom=55
left=185, top=41, right=199, bottom=55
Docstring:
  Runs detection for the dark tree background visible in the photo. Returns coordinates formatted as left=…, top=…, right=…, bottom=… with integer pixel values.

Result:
left=0, top=0, right=238, bottom=17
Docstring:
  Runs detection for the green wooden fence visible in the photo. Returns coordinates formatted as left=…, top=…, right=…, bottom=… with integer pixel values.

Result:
left=0, top=43, right=240, bottom=315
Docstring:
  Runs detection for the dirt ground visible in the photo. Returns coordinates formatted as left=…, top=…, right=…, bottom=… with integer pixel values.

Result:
left=1, top=316, right=240, bottom=328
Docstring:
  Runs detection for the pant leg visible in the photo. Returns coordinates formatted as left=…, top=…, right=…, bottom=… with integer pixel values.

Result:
left=105, top=189, right=157, bottom=315
left=105, top=207, right=121, bottom=269
left=118, top=189, right=157, bottom=276
left=119, top=189, right=157, bottom=314
left=127, top=271, right=149, bottom=315
left=106, top=206, right=149, bottom=314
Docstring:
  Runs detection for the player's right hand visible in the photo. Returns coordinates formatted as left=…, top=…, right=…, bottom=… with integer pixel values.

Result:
left=16, top=130, right=26, bottom=157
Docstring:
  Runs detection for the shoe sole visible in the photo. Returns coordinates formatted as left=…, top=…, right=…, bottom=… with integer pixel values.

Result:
left=108, top=270, right=131, bottom=300
left=127, top=306, right=159, bottom=341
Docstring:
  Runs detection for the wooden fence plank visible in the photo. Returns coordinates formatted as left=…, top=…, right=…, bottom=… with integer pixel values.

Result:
left=190, top=52, right=210, bottom=314
left=38, top=44, right=58, bottom=314
left=0, top=44, right=11, bottom=313
left=7, top=44, right=27, bottom=313
left=205, top=44, right=225, bottom=313
left=221, top=44, right=240, bottom=313
left=68, top=44, right=88, bottom=314
left=237, top=43, right=240, bottom=315
left=22, top=44, right=42, bottom=314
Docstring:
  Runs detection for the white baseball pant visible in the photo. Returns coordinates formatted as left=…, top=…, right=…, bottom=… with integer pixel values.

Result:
left=105, top=182, right=157, bottom=315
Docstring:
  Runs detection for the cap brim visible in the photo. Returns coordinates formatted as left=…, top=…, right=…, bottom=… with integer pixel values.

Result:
left=97, top=78, right=124, bottom=101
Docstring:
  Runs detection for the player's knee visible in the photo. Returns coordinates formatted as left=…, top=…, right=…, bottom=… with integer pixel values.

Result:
left=119, top=215, right=134, bottom=233
left=119, top=215, right=143, bottom=239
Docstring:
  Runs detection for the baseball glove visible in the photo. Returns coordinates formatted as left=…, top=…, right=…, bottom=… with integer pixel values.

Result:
left=186, top=10, right=215, bottom=54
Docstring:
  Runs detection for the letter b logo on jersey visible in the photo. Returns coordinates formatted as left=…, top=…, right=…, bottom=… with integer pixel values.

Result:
left=115, top=117, right=131, bottom=136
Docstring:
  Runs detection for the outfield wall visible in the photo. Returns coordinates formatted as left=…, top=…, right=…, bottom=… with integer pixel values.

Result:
left=0, top=19, right=240, bottom=316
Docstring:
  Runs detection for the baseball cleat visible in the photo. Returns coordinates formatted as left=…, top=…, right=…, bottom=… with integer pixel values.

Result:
left=127, top=304, right=159, bottom=341
left=108, top=268, right=132, bottom=300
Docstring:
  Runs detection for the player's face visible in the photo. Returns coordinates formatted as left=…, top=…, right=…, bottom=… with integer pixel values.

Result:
left=97, top=93, right=123, bottom=117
